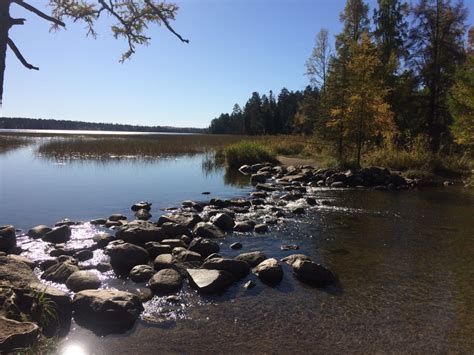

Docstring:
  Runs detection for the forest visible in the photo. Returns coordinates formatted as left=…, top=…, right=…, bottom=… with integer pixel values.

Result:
left=209, top=0, right=473, bottom=166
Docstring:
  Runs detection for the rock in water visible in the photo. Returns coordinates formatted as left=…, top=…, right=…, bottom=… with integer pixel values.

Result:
left=187, top=269, right=234, bottom=294
left=42, top=225, right=71, bottom=244
left=131, top=201, right=152, bottom=211
left=72, top=290, right=143, bottom=334
left=0, top=225, right=16, bottom=253
left=129, top=265, right=155, bottom=282
left=66, top=271, right=101, bottom=292
left=188, top=238, right=220, bottom=258
left=253, top=258, right=283, bottom=285
left=202, top=258, right=250, bottom=279
left=0, top=256, right=38, bottom=286
left=193, top=222, right=226, bottom=239
left=210, top=213, right=235, bottom=231
left=0, top=317, right=40, bottom=352
left=235, top=251, right=267, bottom=267
left=115, top=222, right=166, bottom=245
left=148, top=269, right=183, bottom=294
left=107, top=243, right=149, bottom=274
left=292, top=260, right=336, bottom=286
left=42, top=262, right=80, bottom=283
left=281, top=254, right=311, bottom=267
left=27, top=225, right=52, bottom=239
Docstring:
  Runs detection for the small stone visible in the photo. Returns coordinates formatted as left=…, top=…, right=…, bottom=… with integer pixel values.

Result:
left=280, top=244, right=299, bottom=251
left=109, top=214, right=127, bottom=222
left=243, top=280, right=256, bottom=289
left=253, top=258, right=283, bottom=284
left=230, top=242, right=242, bottom=250
left=254, top=224, right=268, bottom=234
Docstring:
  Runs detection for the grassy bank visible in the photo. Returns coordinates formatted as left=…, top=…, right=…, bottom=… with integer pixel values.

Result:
left=0, top=135, right=30, bottom=154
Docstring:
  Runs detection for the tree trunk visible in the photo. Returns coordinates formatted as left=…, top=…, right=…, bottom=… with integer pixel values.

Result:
left=0, top=1, right=12, bottom=104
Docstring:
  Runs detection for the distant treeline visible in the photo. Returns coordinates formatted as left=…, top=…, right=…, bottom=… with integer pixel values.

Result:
left=0, top=117, right=205, bottom=134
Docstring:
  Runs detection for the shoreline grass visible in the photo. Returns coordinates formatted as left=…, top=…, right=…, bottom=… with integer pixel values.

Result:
left=0, top=135, right=30, bottom=154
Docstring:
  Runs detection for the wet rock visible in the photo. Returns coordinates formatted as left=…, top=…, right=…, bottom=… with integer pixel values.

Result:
left=253, top=258, right=283, bottom=284
left=210, top=213, right=235, bottom=231
left=161, top=222, right=190, bottom=238
left=229, top=199, right=252, bottom=208
left=205, top=253, right=222, bottom=260
left=105, top=220, right=123, bottom=228
left=182, top=200, right=204, bottom=212
left=174, top=250, right=203, bottom=263
left=74, top=249, right=94, bottom=262
left=230, top=242, right=242, bottom=250
left=188, top=238, right=220, bottom=258
left=43, top=225, right=71, bottom=244
left=209, top=198, right=231, bottom=209
left=243, top=280, right=256, bottom=290
left=27, top=225, right=52, bottom=239
left=42, top=261, right=80, bottom=283
left=251, top=173, right=267, bottom=184
left=72, top=289, right=143, bottom=334
left=66, top=271, right=101, bottom=292
left=0, top=317, right=40, bottom=352
left=144, top=242, right=173, bottom=259
left=129, top=265, right=155, bottom=282
left=55, top=219, right=76, bottom=227
left=131, top=201, right=152, bottom=212
left=108, top=214, right=127, bottom=222
left=0, top=256, right=39, bottom=286
left=149, top=269, right=183, bottom=294
left=202, top=191, right=211, bottom=195
left=254, top=224, right=268, bottom=234
left=92, top=232, right=114, bottom=248
left=233, top=221, right=255, bottom=233
left=181, top=235, right=192, bottom=245
left=107, top=243, right=149, bottom=274
left=292, top=260, right=336, bottom=286
left=238, top=165, right=251, bottom=174
left=134, top=209, right=152, bottom=221
left=157, top=213, right=202, bottom=230
left=281, top=254, right=312, bottom=267
left=160, top=239, right=186, bottom=249
left=187, top=269, right=234, bottom=294
left=39, top=259, right=58, bottom=271
left=116, top=222, right=166, bottom=245
left=202, top=258, right=250, bottom=279
left=280, top=244, right=300, bottom=251
left=95, top=262, right=112, bottom=272
left=193, top=222, right=225, bottom=239
left=235, top=251, right=267, bottom=267
left=7, top=255, right=35, bottom=270
left=90, top=218, right=107, bottom=225
left=153, top=254, right=176, bottom=270
left=256, top=183, right=276, bottom=192
left=291, top=206, right=305, bottom=214
left=0, top=225, right=16, bottom=253
left=135, top=288, right=154, bottom=302
left=250, top=191, right=267, bottom=198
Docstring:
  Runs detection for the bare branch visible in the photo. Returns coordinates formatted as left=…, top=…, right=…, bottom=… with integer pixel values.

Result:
left=7, top=38, right=39, bottom=70
left=12, top=0, right=65, bottom=27
left=10, top=18, right=26, bottom=26
left=144, top=0, right=189, bottom=43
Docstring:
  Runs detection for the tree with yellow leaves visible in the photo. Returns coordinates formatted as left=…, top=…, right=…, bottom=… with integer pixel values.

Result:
left=328, top=32, right=396, bottom=166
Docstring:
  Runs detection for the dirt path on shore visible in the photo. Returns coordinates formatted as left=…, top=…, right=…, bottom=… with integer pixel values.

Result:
left=276, top=155, right=322, bottom=168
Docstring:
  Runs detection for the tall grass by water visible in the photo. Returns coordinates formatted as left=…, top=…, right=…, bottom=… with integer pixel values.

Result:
left=0, top=135, right=30, bottom=153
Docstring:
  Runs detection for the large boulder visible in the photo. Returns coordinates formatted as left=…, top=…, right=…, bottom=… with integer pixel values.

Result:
left=42, top=261, right=80, bottom=283
left=92, top=232, right=114, bottom=248
left=202, top=258, right=250, bottom=280
left=144, top=242, right=172, bottom=259
left=193, top=222, right=225, bottom=239
left=0, top=317, right=40, bottom=352
left=66, top=271, right=101, bottom=292
left=0, top=256, right=38, bottom=287
left=7, top=255, right=35, bottom=270
left=131, top=201, right=152, bottom=212
left=292, top=260, right=336, bottom=286
left=72, top=290, right=143, bottom=334
left=157, top=213, right=202, bottom=230
left=0, top=225, right=16, bottom=253
left=281, top=254, right=311, bottom=267
left=253, top=258, right=283, bottom=284
left=27, top=225, right=52, bottom=239
left=129, top=265, right=155, bottom=283
left=43, top=225, right=71, bottom=244
left=188, top=238, right=220, bottom=258
left=107, top=243, right=149, bottom=274
left=187, top=269, right=234, bottom=294
left=235, top=251, right=267, bottom=267
left=160, top=222, right=190, bottom=238
left=115, top=222, right=166, bottom=245
left=153, top=254, right=176, bottom=271
left=210, top=213, right=235, bottom=231
left=148, top=269, right=183, bottom=295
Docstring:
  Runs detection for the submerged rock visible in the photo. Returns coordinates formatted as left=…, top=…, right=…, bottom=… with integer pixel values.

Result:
left=292, top=260, right=336, bottom=286
left=202, top=258, right=250, bottom=279
left=72, top=290, right=143, bottom=334
left=253, top=258, right=283, bottom=284
left=281, top=254, right=311, bottom=267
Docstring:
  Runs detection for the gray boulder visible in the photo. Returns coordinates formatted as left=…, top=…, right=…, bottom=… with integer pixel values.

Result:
left=0, top=317, right=40, bottom=352
left=202, top=258, right=250, bottom=279
left=193, top=222, right=225, bottom=239
left=235, top=251, right=267, bottom=267
left=233, top=221, right=255, bottom=233
left=42, top=261, right=80, bottom=283
left=0, top=225, right=16, bottom=253
left=66, top=271, right=101, bottom=292
left=108, top=214, right=127, bottom=222
left=210, top=213, right=235, bottom=231
left=27, top=225, right=52, bottom=239
left=187, top=269, right=234, bottom=294
left=72, top=289, right=143, bottom=334
left=115, top=222, right=166, bottom=245
left=188, top=238, right=220, bottom=258
left=149, top=269, right=183, bottom=294
left=43, top=225, right=71, bottom=244
left=254, top=224, right=268, bottom=234
left=281, top=254, right=311, bottom=267
left=7, top=255, right=35, bottom=270
left=153, top=254, right=176, bottom=270
left=107, top=243, right=149, bottom=274
left=131, top=201, right=152, bottom=211
left=0, top=256, right=38, bottom=287
left=253, top=258, right=283, bottom=284
left=157, top=213, right=202, bottom=229
left=92, top=232, right=114, bottom=247
left=134, top=209, right=152, bottom=221
left=144, top=242, right=172, bottom=259
left=129, top=265, right=155, bottom=282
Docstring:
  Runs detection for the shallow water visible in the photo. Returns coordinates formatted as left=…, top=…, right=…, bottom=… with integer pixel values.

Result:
left=1, top=137, right=473, bottom=353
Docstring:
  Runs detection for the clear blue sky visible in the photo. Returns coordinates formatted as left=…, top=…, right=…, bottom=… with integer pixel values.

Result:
left=2, top=0, right=473, bottom=128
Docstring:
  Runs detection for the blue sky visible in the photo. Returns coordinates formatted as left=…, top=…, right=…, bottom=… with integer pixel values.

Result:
left=2, top=0, right=473, bottom=128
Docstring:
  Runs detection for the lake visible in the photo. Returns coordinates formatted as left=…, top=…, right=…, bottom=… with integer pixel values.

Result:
left=1, top=133, right=473, bottom=353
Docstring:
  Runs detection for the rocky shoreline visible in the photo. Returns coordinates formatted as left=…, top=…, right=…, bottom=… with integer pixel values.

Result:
left=0, top=163, right=452, bottom=351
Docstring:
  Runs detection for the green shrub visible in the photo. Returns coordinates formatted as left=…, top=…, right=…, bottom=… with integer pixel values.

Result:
left=223, top=141, right=278, bottom=168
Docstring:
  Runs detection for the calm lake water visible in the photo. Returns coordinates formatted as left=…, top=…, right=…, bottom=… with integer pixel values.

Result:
left=1, top=134, right=473, bottom=353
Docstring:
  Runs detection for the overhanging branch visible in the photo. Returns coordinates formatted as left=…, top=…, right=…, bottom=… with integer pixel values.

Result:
left=12, top=0, right=65, bottom=27
left=144, top=0, right=189, bottom=43
left=7, top=38, right=39, bottom=70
